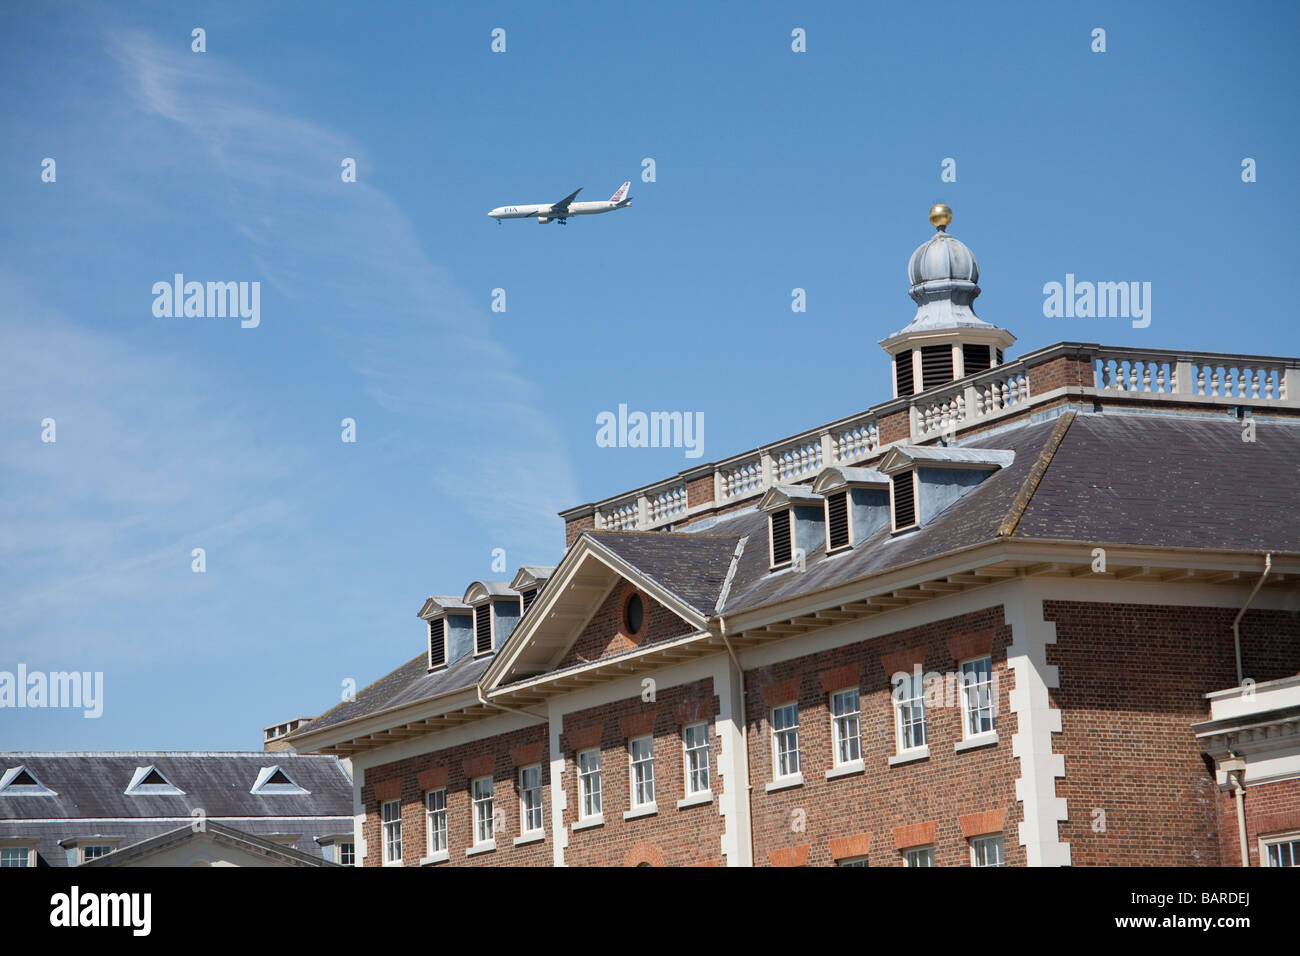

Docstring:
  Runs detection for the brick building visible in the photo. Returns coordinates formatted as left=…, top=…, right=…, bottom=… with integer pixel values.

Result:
left=290, top=206, right=1300, bottom=867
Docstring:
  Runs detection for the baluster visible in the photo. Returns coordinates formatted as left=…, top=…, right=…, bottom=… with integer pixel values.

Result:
left=1155, top=365, right=1166, bottom=393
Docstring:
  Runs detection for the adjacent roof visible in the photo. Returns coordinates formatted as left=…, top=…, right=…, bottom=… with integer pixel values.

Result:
left=79, top=820, right=338, bottom=868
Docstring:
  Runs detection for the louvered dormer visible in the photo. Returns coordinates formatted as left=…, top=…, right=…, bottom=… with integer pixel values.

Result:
left=758, top=484, right=827, bottom=569
left=811, top=466, right=891, bottom=551
left=464, top=581, right=522, bottom=657
left=417, top=595, right=475, bottom=670
left=878, top=445, right=1014, bottom=532
left=880, top=205, right=1015, bottom=398
left=509, top=565, right=555, bottom=615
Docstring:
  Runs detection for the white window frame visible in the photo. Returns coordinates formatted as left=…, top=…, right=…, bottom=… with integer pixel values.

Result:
left=837, top=856, right=870, bottom=867
left=577, top=748, right=602, bottom=820
left=629, top=736, right=656, bottom=809
left=771, top=703, right=801, bottom=779
left=970, top=834, right=1004, bottom=867
left=0, top=846, right=33, bottom=867
left=894, top=670, right=927, bottom=753
left=960, top=655, right=995, bottom=738
left=830, top=688, right=862, bottom=766
left=80, top=844, right=114, bottom=862
left=425, top=788, right=447, bottom=855
left=381, top=799, right=402, bottom=864
left=519, top=765, right=543, bottom=835
left=904, top=846, right=935, bottom=867
left=683, top=722, right=710, bottom=796
left=1262, top=831, right=1300, bottom=867
left=338, top=841, right=355, bottom=866
left=472, top=776, right=494, bottom=845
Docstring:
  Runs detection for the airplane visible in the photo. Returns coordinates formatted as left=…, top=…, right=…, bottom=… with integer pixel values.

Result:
left=488, top=182, right=632, bottom=225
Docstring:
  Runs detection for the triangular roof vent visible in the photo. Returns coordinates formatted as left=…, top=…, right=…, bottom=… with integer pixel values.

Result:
left=124, top=765, right=185, bottom=796
left=0, top=765, right=57, bottom=796
left=251, top=765, right=309, bottom=795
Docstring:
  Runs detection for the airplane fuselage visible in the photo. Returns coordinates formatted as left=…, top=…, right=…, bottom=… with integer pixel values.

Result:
left=489, top=199, right=631, bottom=222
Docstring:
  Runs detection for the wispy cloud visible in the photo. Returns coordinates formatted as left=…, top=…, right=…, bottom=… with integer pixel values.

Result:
left=107, top=30, right=577, bottom=556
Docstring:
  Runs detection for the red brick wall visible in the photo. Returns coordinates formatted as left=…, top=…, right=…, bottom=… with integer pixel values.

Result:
left=686, top=473, right=714, bottom=511
left=361, top=723, right=550, bottom=867
left=1027, top=353, right=1093, bottom=395
left=565, top=514, right=594, bottom=548
left=1045, top=602, right=1300, bottom=866
left=555, top=581, right=693, bottom=670
left=1219, top=778, right=1300, bottom=866
left=746, top=605, right=1022, bottom=867
left=560, top=679, right=724, bottom=866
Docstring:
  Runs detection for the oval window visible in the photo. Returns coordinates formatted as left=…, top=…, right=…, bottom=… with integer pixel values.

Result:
left=624, top=593, right=644, bottom=635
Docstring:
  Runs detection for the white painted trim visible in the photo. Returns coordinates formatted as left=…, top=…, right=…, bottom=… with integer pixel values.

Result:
left=1005, top=579, right=1070, bottom=867
left=571, top=814, right=604, bottom=831
left=465, top=839, right=496, bottom=857
left=826, top=760, right=865, bottom=780
left=888, top=747, right=929, bottom=767
left=623, top=804, right=658, bottom=821
left=513, top=833, right=544, bottom=847
left=955, top=733, right=998, bottom=752
left=765, top=773, right=803, bottom=792
left=420, top=850, right=449, bottom=865
left=677, top=791, right=714, bottom=809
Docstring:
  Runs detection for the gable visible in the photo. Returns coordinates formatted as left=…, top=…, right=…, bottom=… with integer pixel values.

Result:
left=554, top=580, right=698, bottom=671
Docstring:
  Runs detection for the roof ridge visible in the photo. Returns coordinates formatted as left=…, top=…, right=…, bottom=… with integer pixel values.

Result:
left=996, top=411, right=1076, bottom=538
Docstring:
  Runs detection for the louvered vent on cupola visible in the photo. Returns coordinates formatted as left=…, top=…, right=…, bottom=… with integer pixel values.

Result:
left=894, top=349, right=914, bottom=397
left=921, top=345, right=954, bottom=391
left=962, top=343, right=991, bottom=374
left=812, top=466, right=891, bottom=550
left=428, top=618, right=446, bottom=668
left=474, top=603, right=492, bottom=654
left=759, top=485, right=827, bottom=570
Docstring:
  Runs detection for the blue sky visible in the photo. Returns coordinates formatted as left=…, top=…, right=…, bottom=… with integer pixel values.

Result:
left=2, top=0, right=1297, bottom=750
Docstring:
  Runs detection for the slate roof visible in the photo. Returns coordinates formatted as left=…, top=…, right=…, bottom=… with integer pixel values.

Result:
left=586, top=530, right=740, bottom=616
left=303, top=649, right=494, bottom=734
left=294, top=409, right=1300, bottom=739
left=79, top=820, right=339, bottom=868
left=0, top=752, right=353, bottom=867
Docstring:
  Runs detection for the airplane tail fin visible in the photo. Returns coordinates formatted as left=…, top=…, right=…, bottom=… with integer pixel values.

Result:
left=610, top=181, right=631, bottom=202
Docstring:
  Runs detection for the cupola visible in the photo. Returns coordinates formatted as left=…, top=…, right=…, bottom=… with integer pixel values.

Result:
left=880, top=205, right=1016, bottom=397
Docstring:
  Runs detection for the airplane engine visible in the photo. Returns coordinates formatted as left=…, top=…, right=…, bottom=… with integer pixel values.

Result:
left=538, top=216, right=552, bottom=224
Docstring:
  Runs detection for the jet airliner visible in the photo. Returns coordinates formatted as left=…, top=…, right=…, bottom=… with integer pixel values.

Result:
left=489, top=182, right=631, bottom=225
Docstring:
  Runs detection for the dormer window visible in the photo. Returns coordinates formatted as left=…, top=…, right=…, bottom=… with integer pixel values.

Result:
left=769, top=509, right=793, bottom=567
left=825, top=491, right=850, bottom=552
left=520, top=588, right=538, bottom=613
left=0, top=766, right=56, bottom=797
left=474, top=603, right=492, bottom=655
left=891, top=472, right=917, bottom=532
left=124, top=766, right=184, bottom=796
left=251, top=765, right=309, bottom=795
left=428, top=618, right=446, bottom=669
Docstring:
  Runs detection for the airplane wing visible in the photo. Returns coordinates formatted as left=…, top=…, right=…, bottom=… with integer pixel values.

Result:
left=550, top=187, right=582, bottom=213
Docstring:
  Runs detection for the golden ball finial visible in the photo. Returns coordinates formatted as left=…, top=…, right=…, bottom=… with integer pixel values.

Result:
left=929, top=203, right=952, bottom=230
